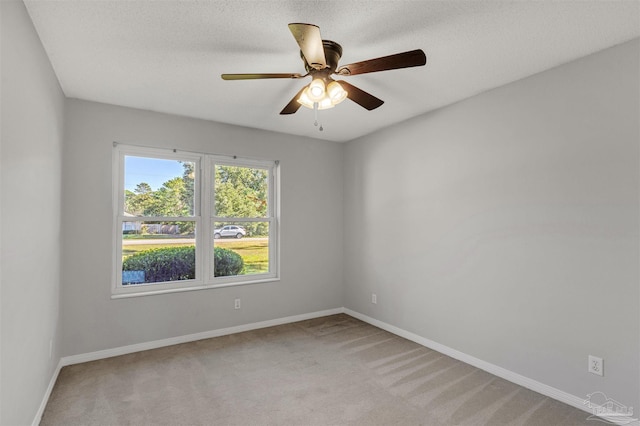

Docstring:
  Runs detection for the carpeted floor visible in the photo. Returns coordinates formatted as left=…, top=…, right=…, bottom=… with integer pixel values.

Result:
left=41, top=314, right=592, bottom=425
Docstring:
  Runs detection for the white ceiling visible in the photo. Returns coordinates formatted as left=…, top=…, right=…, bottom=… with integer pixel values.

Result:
left=24, top=1, right=639, bottom=142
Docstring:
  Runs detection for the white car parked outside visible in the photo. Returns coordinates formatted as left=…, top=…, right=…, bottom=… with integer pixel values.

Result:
left=214, top=225, right=246, bottom=239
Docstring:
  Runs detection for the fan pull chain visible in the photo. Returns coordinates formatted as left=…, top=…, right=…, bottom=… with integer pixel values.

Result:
left=313, top=102, right=323, bottom=131
left=313, top=102, right=318, bottom=127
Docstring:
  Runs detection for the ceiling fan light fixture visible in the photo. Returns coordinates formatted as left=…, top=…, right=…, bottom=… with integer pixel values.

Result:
left=297, top=82, right=335, bottom=110
left=327, top=80, right=348, bottom=105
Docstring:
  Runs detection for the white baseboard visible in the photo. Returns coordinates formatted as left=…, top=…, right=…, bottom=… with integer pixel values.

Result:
left=344, top=308, right=592, bottom=415
left=60, top=308, right=344, bottom=367
left=32, top=359, right=63, bottom=426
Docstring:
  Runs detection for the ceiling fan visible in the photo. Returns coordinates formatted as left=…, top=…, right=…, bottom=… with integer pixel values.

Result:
left=221, top=23, right=427, bottom=115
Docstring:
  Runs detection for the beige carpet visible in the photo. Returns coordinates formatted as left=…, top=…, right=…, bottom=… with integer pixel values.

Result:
left=41, top=314, right=592, bottom=425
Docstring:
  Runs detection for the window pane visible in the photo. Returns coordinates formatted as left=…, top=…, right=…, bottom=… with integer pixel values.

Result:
left=214, top=165, right=268, bottom=218
left=125, top=156, right=195, bottom=216
left=122, top=221, right=196, bottom=285
left=213, top=221, right=269, bottom=277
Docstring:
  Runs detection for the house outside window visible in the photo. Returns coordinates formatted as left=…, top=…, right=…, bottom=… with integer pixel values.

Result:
left=113, top=144, right=279, bottom=297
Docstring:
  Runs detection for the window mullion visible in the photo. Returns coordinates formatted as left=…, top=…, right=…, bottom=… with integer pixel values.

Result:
left=211, top=217, right=271, bottom=223
left=201, top=156, right=212, bottom=282
left=118, top=216, right=196, bottom=222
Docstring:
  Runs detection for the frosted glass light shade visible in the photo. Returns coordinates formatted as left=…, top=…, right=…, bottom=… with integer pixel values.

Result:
left=317, top=97, right=335, bottom=110
left=297, top=88, right=315, bottom=109
left=307, top=79, right=326, bottom=101
left=327, top=81, right=348, bottom=105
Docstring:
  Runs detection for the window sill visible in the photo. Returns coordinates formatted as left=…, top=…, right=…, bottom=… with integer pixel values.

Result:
left=111, top=277, right=280, bottom=299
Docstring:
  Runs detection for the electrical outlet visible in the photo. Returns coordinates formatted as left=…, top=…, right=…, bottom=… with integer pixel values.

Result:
left=371, top=293, right=377, bottom=304
left=588, top=355, right=604, bottom=376
left=234, top=298, right=241, bottom=310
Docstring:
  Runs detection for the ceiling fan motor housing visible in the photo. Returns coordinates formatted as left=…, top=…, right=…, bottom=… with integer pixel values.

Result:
left=301, top=40, right=343, bottom=72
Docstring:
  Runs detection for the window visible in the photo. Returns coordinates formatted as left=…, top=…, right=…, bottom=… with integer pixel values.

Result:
left=113, top=144, right=278, bottom=297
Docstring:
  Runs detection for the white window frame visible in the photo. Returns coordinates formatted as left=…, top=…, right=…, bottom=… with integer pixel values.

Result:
left=112, top=144, right=279, bottom=298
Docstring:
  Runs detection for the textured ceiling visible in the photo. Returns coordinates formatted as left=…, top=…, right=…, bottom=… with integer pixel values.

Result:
left=24, top=0, right=640, bottom=142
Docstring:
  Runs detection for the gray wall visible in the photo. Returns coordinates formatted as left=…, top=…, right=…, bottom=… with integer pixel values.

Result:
left=344, top=39, right=639, bottom=408
left=60, top=99, right=344, bottom=357
left=0, top=1, right=65, bottom=424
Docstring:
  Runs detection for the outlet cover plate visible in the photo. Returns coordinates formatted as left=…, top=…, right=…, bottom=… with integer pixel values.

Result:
left=588, top=355, right=603, bottom=376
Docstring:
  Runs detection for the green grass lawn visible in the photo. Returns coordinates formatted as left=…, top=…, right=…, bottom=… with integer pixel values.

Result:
left=122, top=238, right=269, bottom=275
left=217, top=239, right=269, bottom=274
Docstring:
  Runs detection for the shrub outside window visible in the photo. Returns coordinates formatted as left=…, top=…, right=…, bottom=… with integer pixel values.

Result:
left=113, top=145, right=278, bottom=297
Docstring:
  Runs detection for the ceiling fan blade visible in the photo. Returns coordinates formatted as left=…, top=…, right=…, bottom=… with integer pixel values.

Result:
left=280, top=86, right=307, bottom=115
left=336, top=49, right=426, bottom=76
left=221, top=73, right=303, bottom=80
left=288, top=23, right=326, bottom=70
left=337, top=80, right=384, bottom=111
